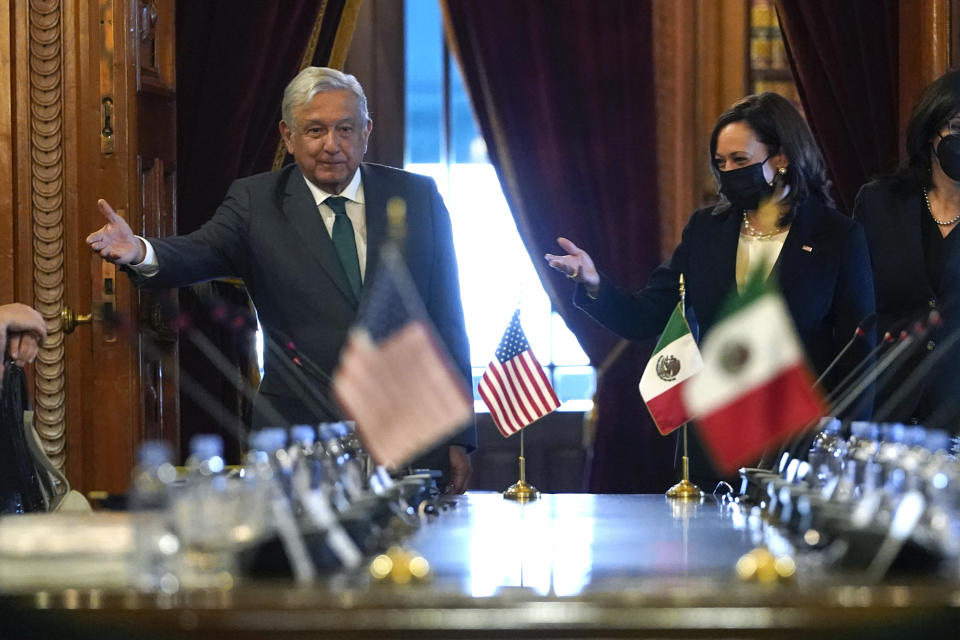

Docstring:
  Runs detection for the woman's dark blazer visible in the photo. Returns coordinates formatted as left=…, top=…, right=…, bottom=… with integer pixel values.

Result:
left=853, top=178, right=960, bottom=423
left=576, top=196, right=877, bottom=399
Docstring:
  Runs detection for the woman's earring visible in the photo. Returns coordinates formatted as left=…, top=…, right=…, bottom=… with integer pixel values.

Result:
left=777, top=166, right=787, bottom=176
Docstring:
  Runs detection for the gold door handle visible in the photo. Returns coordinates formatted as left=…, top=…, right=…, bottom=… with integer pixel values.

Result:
left=61, top=306, right=93, bottom=334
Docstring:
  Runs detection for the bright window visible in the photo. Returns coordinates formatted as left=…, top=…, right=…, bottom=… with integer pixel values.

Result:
left=405, top=0, right=595, bottom=411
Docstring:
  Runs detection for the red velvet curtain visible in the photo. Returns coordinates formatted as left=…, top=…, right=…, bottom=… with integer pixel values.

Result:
left=444, top=0, right=676, bottom=492
left=175, top=0, right=348, bottom=461
left=775, top=0, right=900, bottom=212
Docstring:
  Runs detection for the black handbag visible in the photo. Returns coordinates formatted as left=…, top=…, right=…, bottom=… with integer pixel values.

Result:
left=0, top=362, right=49, bottom=513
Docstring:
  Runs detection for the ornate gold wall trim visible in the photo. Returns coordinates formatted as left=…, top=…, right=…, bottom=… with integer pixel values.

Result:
left=328, top=0, right=363, bottom=71
left=30, top=0, right=67, bottom=469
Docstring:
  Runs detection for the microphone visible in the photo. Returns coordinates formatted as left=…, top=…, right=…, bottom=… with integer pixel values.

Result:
left=175, top=309, right=291, bottom=431
left=138, top=326, right=252, bottom=445
left=829, top=317, right=935, bottom=420
left=272, top=329, right=335, bottom=388
left=814, top=313, right=877, bottom=388
left=774, top=314, right=934, bottom=469
left=875, top=312, right=959, bottom=423
left=263, top=336, right=340, bottom=420
left=203, top=302, right=343, bottom=423
left=764, top=330, right=891, bottom=471
left=824, top=329, right=896, bottom=408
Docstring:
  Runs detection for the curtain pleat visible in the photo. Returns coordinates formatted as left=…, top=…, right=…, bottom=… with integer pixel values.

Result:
left=775, top=0, right=899, bottom=212
left=444, top=0, right=676, bottom=492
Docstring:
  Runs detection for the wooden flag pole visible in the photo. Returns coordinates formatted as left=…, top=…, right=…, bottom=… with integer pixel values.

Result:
left=503, top=426, right=540, bottom=501
left=666, top=274, right=704, bottom=500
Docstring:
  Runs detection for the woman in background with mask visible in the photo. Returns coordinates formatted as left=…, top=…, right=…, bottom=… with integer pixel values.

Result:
left=546, top=93, right=875, bottom=478
left=853, top=70, right=960, bottom=430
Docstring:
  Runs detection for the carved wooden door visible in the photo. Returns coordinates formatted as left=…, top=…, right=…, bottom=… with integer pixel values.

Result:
left=27, top=0, right=180, bottom=494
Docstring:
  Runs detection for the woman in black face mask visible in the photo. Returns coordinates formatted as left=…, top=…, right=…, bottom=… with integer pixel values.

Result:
left=853, top=70, right=960, bottom=430
left=545, top=92, right=876, bottom=483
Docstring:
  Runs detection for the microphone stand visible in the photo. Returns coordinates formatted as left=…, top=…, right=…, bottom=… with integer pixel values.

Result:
left=831, top=319, right=935, bottom=421
left=182, top=324, right=289, bottom=430
left=770, top=319, right=915, bottom=472
left=776, top=314, right=935, bottom=471
left=875, top=316, right=960, bottom=423
left=203, top=302, right=343, bottom=425
left=267, top=329, right=350, bottom=421
left=272, top=330, right=334, bottom=388
left=813, top=313, right=877, bottom=389
left=263, top=337, right=336, bottom=421
left=825, top=331, right=897, bottom=408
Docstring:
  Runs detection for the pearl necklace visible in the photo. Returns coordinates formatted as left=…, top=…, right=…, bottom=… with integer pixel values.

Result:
left=741, top=212, right=785, bottom=239
left=923, top=188, right=960, bottom=226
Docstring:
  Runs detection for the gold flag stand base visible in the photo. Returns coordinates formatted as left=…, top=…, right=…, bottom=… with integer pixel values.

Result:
left=503, top=478, right=540, bottom=501
left=503, top=434, right=540, bottom=501
left=665, top=436, right=702, bottom=501
left=665, top=476, right=703, bottom=500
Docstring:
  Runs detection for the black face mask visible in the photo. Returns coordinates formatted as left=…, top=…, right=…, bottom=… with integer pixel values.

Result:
left=718, top=157, right=774, bottom=211
left=936, top=134, right=960, bottom=182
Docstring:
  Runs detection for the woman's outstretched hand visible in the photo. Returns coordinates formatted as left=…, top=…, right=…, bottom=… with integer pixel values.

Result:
left=545, top=237, right=600, bottom=297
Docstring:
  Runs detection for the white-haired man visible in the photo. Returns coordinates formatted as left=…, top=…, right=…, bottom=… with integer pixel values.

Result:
left=86, top=67, right=475, bottom=492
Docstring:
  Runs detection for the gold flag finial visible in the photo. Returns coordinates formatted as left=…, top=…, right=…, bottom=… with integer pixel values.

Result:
left=387, top=197, right=408, bottom=243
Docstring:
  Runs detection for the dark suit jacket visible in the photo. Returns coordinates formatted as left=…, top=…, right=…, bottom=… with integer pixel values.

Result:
left=577, top=195, right=876, bottom=410
left=853, top=179, right=960, bottom=425
left=132, top=162, right=476, bottom=454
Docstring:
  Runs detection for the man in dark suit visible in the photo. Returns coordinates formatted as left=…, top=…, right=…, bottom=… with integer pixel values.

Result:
left=86, top=67, right=475, bottom=492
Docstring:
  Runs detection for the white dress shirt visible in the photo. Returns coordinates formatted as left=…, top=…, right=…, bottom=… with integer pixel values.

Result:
left=302, top=168, right=368, bottom=280
left=129, top=169, right=368, bottom=280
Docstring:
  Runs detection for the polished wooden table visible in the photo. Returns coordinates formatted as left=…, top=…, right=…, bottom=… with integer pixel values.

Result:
left=408, top=492, right=755, bottom=595
left=2, top=493, right=960, bottom=638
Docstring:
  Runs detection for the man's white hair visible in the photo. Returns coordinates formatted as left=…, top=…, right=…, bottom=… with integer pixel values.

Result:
left=281, top=66, right=369, bottom=127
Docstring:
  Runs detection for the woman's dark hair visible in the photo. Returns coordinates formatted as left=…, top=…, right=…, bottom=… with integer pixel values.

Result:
left=709, top=92, right=835, bottom=218
left=891, top=69, right=960, bottom=192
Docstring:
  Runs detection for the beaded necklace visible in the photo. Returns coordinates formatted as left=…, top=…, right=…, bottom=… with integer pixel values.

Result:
left=741, top=212, right=786, bottom=239
left=923, top=188, right=960, bottom=226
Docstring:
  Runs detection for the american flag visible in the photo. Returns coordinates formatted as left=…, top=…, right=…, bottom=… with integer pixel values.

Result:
left=333, top=245, right=473, bottom=468
left=479, top=310, right=560, bottom=436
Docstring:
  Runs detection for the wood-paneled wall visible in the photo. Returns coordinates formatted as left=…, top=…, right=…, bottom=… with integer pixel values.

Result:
left=899, top=0, right=952, bottom=141
left=653, top=0, right=749, bottom=256
left=1, top=1, right=178, bottom=494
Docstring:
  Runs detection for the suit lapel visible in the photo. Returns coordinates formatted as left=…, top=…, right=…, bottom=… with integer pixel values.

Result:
left=714, top=208, right=742, bottom=292
left=361, top=164, right=388, bottom=289
left=773, top=199, right=817, bottom=295
left=899, top=192, right=934, bottom=295
left=282, top=167, right=358, bottom=306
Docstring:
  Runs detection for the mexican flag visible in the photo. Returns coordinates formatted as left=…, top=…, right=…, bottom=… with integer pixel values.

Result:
left=683, top=270, right=824, bottom=473
left=639, top=303, right=703, bottom=435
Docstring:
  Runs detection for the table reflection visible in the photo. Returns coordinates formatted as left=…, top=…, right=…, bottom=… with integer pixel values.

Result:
left=465, top=494, right=594, bottom=596
left=406, top=493, right=758, bottom=597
